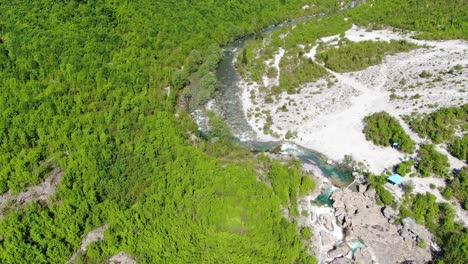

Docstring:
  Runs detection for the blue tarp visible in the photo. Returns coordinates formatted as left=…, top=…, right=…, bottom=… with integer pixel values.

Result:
left=388, top=174, right=404, bottom=184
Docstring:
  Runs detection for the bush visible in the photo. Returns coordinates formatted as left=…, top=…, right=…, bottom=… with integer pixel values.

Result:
left=442, top=187, right=453, bottom=200
left=299, top=176, right=316, bottom=196
left=402, top=181, right=415, bottom=194
left=207, top=112, right=232, bottom=139
left=316, top=39, right=417, bottom=72
left=368, top=174, right=394, bottom=205
left=376, top=185, right=394, bottom=205
left=171, top=69, right=189, bottom=89
left=301, top=227, right=313, bottom=240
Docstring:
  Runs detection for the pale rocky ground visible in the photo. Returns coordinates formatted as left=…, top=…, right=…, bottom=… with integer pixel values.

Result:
left=298, top=183, right=434, bottom=264
left=108, top=252, right=137, bottom=264
left=241, top=25, right=467, bottom=174
left=0, top=167, right=63, bottom=220
left=68, top=225, right=109, bottom=263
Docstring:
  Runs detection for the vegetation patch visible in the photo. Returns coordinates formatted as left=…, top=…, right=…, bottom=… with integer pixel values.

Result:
left=363, top=112, right=415, bottom=153
left=0, top=0, right=336, bottom=262
left=367, top=174, right=394, bottom=205
left=444, top=167, right=468, bottom=210
left=278, top=56, right=328, bottom=94
left=237, top=14, right=352, bottom=95
left=316, top=39, right=418, bottom=72
left=406, top=105, right=468, bottom=144
left=417, top=144, right=450, bottom=177
left=406, top=104, right=467, bottom=160
left=448, top=135, right=467, bottom=162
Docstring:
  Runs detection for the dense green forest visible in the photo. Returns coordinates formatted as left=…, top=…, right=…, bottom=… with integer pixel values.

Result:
left=363, top=112, right=415, bottom=153
left=407, top=105, right=468, bottom=144
left=0, top=0, right=338, bottom=262
left=346, top=0, right=468, bottom=39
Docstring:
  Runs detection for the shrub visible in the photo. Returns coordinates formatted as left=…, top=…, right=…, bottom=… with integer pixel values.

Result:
left=417, top=144, right=449, bottom=177
left=448, top=135, right=467, bottom=162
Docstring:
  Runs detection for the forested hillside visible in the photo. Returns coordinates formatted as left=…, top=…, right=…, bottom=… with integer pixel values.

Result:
left=346, top=0, right=468, bottom=39
left=0, top=0, right=338, bottom=262
left=1, top=0, right=467, bottom=263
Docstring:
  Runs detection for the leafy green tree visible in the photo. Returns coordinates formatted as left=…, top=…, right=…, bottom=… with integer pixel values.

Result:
left=363, top=112, right=415, bottom=153
left=172, top=69, right=189, bottom=90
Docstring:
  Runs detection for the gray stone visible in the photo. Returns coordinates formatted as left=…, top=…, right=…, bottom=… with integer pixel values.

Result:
left=353, top=248, right=373, bottom=264
left=330, top=257, right=354, bottom=264
left=327, top=245, right=349, bottom=259
left=383, top=206, right=396, bottom=220
left=320, top=214, right=335, bottom=231
left=358, top=184, right=367, bottom=193
left=320, top=231, right=336, bottom=247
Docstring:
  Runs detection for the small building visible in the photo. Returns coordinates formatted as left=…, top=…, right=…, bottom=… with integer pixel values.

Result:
left=387, top=174, right=404, bottom=185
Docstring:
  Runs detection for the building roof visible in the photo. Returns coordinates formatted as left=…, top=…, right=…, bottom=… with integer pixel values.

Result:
left=388, top=174, right=404, bottom=184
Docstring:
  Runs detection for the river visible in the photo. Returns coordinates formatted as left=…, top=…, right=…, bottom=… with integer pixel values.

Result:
left=198, top=10, right=356, bottom=202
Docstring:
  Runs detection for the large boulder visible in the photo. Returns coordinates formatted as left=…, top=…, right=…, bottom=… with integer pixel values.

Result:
left=353, top=248, right=373, bottom=264
left=382, top=206, right=396, bottom=220
left=320, top=230, right=336, bottom=248
left=327, top=245, right=350, bottom=260
left=358, top=184, right=367, bottom=193
left=320, top=214, right=335, bottom=231
left=364, top=188, right=376, bottom=200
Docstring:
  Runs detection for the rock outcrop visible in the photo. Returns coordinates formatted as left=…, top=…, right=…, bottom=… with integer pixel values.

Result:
left=329, top=187, right=433, bottom=264
left=108, top=252, right=136, bottom=264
